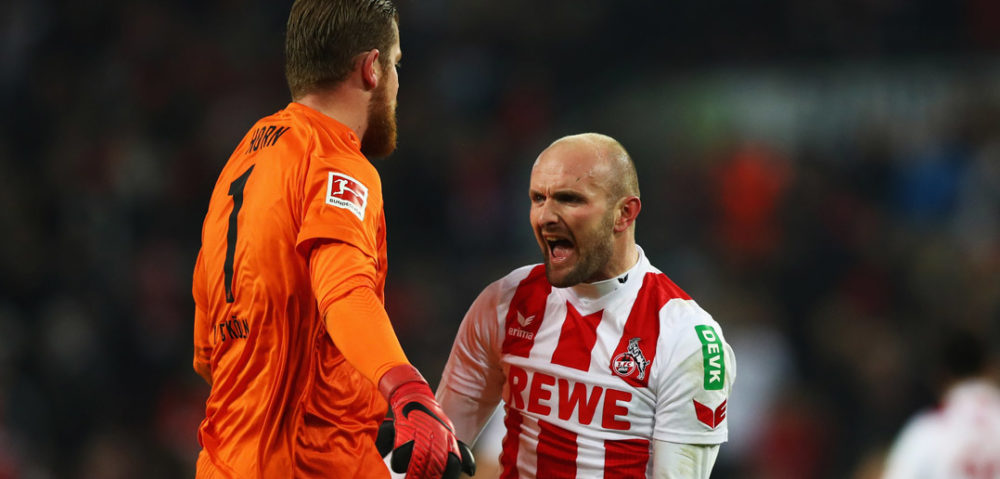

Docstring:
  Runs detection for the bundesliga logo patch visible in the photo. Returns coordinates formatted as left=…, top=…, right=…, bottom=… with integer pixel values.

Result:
left=325, top=172, right=368, bottom=221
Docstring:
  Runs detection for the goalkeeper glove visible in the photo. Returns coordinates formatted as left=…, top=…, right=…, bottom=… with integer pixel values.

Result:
left=375, top=364, right=476, bottom=478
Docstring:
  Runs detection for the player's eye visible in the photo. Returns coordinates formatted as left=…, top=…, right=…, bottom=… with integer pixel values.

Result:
left=553, top=192, right=584, bottom=204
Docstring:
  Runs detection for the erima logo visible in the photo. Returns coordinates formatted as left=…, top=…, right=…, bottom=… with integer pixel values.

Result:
left=508, top=311, right=535, bottom=340
left=325, top=172, right=368, bottom=221
left=695, top=325, right=725, bottom=390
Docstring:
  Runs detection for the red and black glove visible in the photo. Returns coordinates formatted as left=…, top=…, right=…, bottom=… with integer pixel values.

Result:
left=375, top=364, right=475, bottom=478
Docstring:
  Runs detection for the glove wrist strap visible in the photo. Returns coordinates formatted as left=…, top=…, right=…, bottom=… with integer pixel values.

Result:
left=378, top=363, right=427, bottom=401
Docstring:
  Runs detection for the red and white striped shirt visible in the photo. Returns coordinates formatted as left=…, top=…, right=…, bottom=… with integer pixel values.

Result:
left=438, top=248, right=735, bottom=478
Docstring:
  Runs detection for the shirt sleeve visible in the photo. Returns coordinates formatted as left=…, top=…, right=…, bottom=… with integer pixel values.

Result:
left=295, top=152, right=382, bottom=259
left=192, top=248, right=213, bottom=383
left=436, top=281, right=507, bottom=443
left=652, top=301, right=736, bottom=445
left=309, top=240, right=408, bottom=385
left=651, top=440, right=720, bottom=479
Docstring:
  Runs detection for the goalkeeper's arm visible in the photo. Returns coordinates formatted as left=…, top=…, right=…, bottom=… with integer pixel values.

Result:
left=310, top=240, right=475, bottom=479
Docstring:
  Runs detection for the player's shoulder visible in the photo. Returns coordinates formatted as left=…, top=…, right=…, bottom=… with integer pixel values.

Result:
left=489, top=263, right=552, bottom=301
left=634, top=257, right=703, bottom=315
left=658, top=294, right=715, bottom=331
left=634, top=265, right=712, bottom=331
left=261, top=102, right=371, bottom=163
left=287, top=103, right=366, bottom=152
left=273, top=104, right=382, bottom=193
left=484, top=262, right=543, bottom=294
left=638, top=266, right=728, bottom=355
left=646, top=278, right=735, bottom=391
left=470, top=263, right=545, bottom=313
left=250, top=105, right=311, bottom=150
left=221, top=106, right=312, bottom=177
left=498, top=263, right=545, bottom=290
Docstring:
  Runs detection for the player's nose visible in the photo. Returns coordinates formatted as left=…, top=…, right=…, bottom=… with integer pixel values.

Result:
left=534, top=199, right=559, bottom=226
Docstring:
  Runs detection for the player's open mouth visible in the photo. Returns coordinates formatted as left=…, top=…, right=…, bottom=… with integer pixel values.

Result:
left=545, top=237, right=575, bottom=264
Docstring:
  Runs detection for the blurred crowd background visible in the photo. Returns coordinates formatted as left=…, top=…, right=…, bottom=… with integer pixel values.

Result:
left=2, top=1, right=999, bottom=478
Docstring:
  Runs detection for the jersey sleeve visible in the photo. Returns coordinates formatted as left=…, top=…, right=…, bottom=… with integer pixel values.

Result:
left=309, top=240, right=408, bottom=385
left=651, top=440, right=720, bottom=479
left=192, top=248, right=213, bottom=382
left=652, top=301, right=736, bottom=445
left=295, top=151, right=382, bottom=259
left=437, top=280, right=507, bottom=442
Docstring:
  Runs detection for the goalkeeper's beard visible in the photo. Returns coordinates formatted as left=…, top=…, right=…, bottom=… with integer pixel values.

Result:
left=361, top=79, right=397, bottom=158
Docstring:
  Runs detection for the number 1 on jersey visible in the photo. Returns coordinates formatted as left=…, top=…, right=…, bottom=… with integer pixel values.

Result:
left=224, top=165, right=255, bottom=303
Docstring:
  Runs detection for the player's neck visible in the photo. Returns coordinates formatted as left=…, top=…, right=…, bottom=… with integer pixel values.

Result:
left=296, top=90, right=370, bottom=140
left=606, top=241, right=639, bottom=280
left=587, top=240, right=639, bottom=284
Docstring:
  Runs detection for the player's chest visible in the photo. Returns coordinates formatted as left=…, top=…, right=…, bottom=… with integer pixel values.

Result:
left=499, top=290, right=662, bottom=387
left=496, top=294, right=661, bottom=430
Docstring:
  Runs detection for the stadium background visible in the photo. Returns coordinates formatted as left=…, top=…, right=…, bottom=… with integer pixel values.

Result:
left=1, top=0, right=999, bottom=477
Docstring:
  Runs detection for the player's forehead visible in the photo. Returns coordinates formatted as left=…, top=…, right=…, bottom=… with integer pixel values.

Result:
left=530, top=141, right=609, bottom=193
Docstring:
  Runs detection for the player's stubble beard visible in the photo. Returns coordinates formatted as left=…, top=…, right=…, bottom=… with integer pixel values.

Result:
left=544, top=209, right=616, bottom=288
left=361, top=77, right=397, bottom=158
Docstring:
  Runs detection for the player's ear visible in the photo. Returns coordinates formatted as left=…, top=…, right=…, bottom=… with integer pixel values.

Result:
left=614, top=196, right=641, bottom=233
left=360, top=49, right=380, bottom=90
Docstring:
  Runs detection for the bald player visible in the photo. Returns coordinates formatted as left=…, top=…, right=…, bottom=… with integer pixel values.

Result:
left=436, top=133, right=736, bottom=478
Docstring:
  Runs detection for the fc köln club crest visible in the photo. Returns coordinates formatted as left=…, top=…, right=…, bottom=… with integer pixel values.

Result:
left=612, top=337, right=650, bottom=381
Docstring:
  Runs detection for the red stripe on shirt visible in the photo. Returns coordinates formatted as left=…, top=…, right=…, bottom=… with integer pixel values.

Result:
left=609, top=272, right=690, bottom=388
left=550, top=302, right=603, bottom=371
left=604, top=438, right=650, bottom=478
left=501, top=265, right=551, bottom=358
left=500, top=408, right=523, bottom=479
left=536, top=420, right=578, bottom=479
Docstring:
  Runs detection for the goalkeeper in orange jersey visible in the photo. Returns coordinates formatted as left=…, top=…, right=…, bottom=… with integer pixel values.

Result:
left=191, top=1, right=473, bottom=477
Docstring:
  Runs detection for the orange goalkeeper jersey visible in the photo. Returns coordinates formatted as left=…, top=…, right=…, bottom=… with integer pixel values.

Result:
left=192, top=102, right=392, bottom=478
